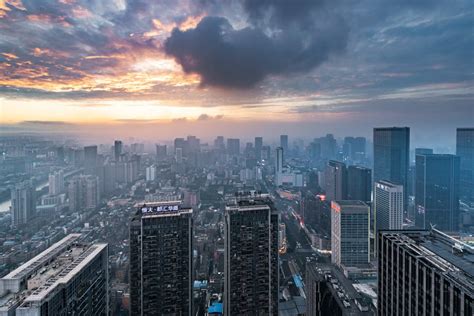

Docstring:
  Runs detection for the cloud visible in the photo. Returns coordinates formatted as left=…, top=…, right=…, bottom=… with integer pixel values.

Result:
left=164, top=1, right=349, bottom=89
left=19, top=120, right=72, bottom=125
left=197, top=113, right=224, bottom=120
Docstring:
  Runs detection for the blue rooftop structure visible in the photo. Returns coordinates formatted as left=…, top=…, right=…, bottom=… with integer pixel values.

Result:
left=293, top=274, right=303, bottom=288
left=208, top=302, right=223, bottom=314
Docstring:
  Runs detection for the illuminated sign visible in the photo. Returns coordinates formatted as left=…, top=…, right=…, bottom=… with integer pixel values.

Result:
left=331, top=201, right=341, bottom=213
left=141, top=204, right=179, bottom=214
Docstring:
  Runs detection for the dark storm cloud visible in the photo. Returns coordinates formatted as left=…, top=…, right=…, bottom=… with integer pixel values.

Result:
left=164, top=1, right=349, bottom=89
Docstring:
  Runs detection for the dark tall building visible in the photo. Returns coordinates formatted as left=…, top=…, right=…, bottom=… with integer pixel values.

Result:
left=280, top=134, right=289, bottom=153
left=457, top=128, right=474, bottom=202
left=324, top=160, right=347, bottom=201
left=130, top=201, right=193, bottom=315
left=10, top=179, right=36, bottom=226
left=214, top=136, right=225, bottom=151
left=347, top=166, right=371, bottom=202
left=226, top=138, right=240, bottom=156
left=156, top=144, right=167, bottom=160
left=415, top=154, right=460, bottom=232
left=415, top=148, right=434, bottom=155
left=84, top=145, right=98, bottom=175
left=0, top=234, right=109, bottom=315
left=114, top=140, right=122, bottom=161
left=343, top=137, right=366, bottom=162
left=224, top=196, right=279, bottom=315
left=373, top=127, right=410, bottom=212
left=378, top=229, right=473, bottom=316
left=306, top=264, right=375, bottom=316
left=255, top=136, right=263, bottom=159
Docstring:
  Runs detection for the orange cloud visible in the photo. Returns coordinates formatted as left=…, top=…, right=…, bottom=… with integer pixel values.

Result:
left=1, top=52, right=19, bottom=59
left=72, top=6, right=92, bottom=19
left=0, top=0, right=25, bottom=18
left=144, top=15, right=204, bottom=38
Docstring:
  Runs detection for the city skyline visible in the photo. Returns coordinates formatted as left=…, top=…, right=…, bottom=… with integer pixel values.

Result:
left=0, top=1, right=473, bottom=315
left=0, top=0, right=472, bottom=143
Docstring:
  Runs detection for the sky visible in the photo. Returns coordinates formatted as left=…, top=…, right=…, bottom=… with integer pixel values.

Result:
left=0, top=0, right=472, bottom=145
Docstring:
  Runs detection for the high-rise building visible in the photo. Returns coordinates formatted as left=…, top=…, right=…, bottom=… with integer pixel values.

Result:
left=343, top=137, right=367, bottom=162
left=373, top=127, right=410, bottom=212
left=84, top=145, right=98, bottom=175
left=276, top=146, right=284, bottom=173
left=415, top=154, right=460, bottom=232
left=146, top=164, right=157, bottom=181
left=374, top=180, right=403, bottom=234
left=130, top=201, right=193, bottom=315
left=331, top=201, right=370, bottom=268
left=226, top=138, right=240, bottom=156
left=156, top=144, right=167, bottom=160
left=114, top=140, right=123, bottom=161
left=0, top=234, right=109, bottom=315
left=457, top=128, right=474, bottom=202
left=314, top=134, right=337, bottom=161
left=224, top=196, right=279, bottom=315
left=68, top=175, right=100, bottom=212
left=415, top=148, right=434, bottom=155
left=175, top=147, right=183, bottom=164
left=378, top=229, right=473, bottom=316
left=324, top=160, right=347, bottom=201
left=255, top=136, right=263, bottom=159
left=214, top=136, right=225, bottom=151
left=10, top=180, right=36, bottom=226
left=280, top=134, right=289, bottom=153
left=306, top=264, right=375, bottom=316
left=347, top=166, right=371, bottom=203
left=48, top=169, right=64, bottom=195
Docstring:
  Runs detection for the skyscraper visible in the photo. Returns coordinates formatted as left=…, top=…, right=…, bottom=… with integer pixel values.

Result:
left=156, top=144, right=167, bottom=160
left=347, top=165, right=372, bottom=203
left=415, top=154, right=460, bottom=232
left=0, top=234, right=109, bottom=315
left=374, top=180, right=403, bottom=234
left=276, top=146, right=284, bottom=173
left=84, top=145, right=98, bottom=175
left=373, top=127, right=410, bottom=212
left=68, top=175, right=100, bottom=212
left=457, top=128, right=474, bottom=202
left=415, top=148, right=434, bottom=155
left=224, top=196, right=279, bottom=315
left=130, top=201, right=193, bottom=315
left=378, top=229, right=473, bottom=316
left=114, top=140, right=123, bottom=161
left=48, top=169, right=64, bottom=195
left=331, top=201, right=370, bottom=268
left=255, top=136, right=263, bottom=159
left=10, top=180, right=36, bottom=226
left=280, top=134, right=289, bottom=153
left=226, top=138, right=240, bottom=155
left=324, top=160, right=347, bottom=201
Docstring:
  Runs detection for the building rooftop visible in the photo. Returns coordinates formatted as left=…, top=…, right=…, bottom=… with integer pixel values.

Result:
left=225, top=195, right=276, bottom=213
left=381, top=229, right=474, bottom=295
left=20, top=243, right=107, bottom=304
left=0, top=235, right=107, bottom=312
left=2, top=234, right=82, bottom=282
left=134, top=201, right=192, bottom=218
left=333, top=200, right=368, bottom=207
left=307, top=263, right=375, bottom=315
left=375, top=180, right=402, bottom=188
